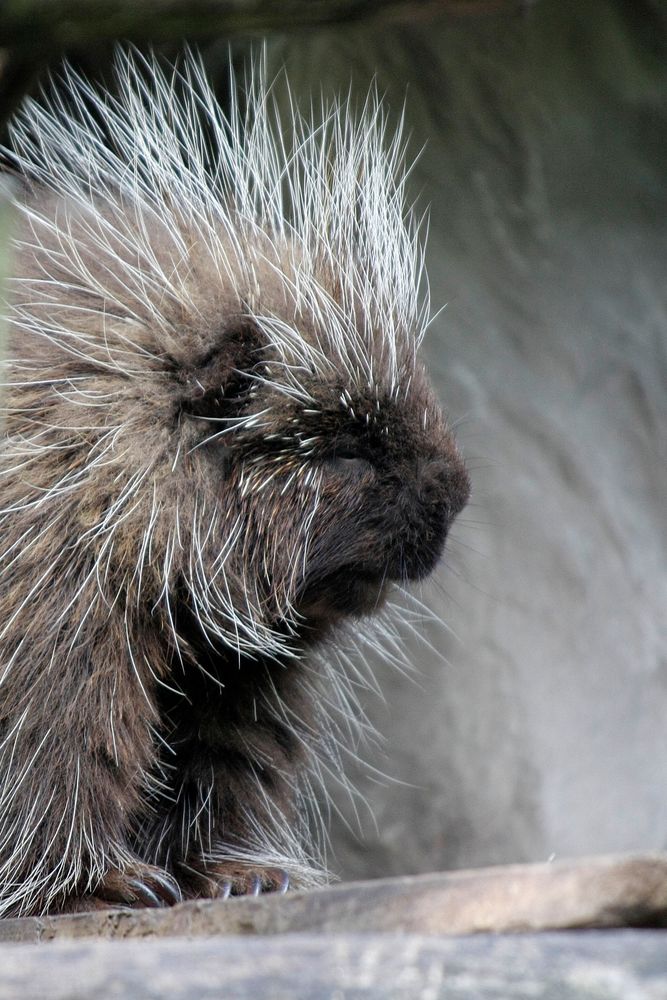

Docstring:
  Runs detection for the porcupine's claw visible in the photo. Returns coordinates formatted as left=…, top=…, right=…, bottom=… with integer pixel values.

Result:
left=275, top=869, right=290, bottom=895
left=93, top=865, right=182, bottom=908
left=216, top=879, right=232, bottom=899
left=227, top=867, right=290, bottom=897
left=144, top=868, right=184, bottom=906
left=56, top=864, right=182, bottom=913
left=123, top=878, right=162, bottom=908
left=180, top=862, right=290, bottom=899
left=246, top=873, right=262, bottom=897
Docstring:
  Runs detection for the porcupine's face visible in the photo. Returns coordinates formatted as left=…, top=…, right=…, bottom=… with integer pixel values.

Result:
left=6, top=208, right=468, bottom=666
left=292, top=376, right=470, bottom=627
left=174, top=311, right=469, bottom=645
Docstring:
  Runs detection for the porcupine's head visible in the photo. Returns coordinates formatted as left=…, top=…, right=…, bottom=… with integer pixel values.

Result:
left=1, top=51, right=469, bottom=671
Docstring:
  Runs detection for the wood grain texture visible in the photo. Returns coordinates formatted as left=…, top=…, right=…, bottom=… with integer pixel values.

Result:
left=2, top=852, right=667, bottom=944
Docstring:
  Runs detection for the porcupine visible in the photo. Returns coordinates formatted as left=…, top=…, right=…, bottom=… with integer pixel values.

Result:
left=0, top=50, right=469, bottom=916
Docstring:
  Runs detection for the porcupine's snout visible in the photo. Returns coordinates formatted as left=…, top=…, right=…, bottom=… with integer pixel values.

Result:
left=361, top=447, right=469, bottom=595
left=296, top=410, right=469, bottom=624
left=398, top=452, right=471, bottom=580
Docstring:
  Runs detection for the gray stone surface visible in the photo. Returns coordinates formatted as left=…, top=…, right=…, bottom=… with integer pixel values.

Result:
left=2, top=853, right=666, bottom=943
left=263, top=0, right=667, bottom=882
left=0, top=931, right=666, bottom=999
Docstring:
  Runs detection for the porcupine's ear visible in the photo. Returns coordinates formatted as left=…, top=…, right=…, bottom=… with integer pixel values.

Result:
left=180, top=321, right=264, bottom=421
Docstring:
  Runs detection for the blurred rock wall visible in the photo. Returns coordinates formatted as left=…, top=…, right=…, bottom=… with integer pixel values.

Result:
left=263, top=0, right=667, bottom=879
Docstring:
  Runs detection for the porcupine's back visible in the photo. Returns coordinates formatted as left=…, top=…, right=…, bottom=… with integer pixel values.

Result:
left=0, top=51, right=469, bottom=916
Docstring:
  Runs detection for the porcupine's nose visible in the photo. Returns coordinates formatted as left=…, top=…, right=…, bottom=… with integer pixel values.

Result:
left=394, top=454, right=469, bottom=582
left=417, top=456, right=470, bottom=522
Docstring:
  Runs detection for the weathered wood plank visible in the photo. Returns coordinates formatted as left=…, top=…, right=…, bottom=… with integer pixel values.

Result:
left=2, top=852, right=666, bottom=944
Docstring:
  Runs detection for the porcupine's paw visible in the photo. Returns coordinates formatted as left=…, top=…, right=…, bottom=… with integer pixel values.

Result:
left=61, top=863, right=182, bottom=912
left=178, top=860, right=290, bottom=900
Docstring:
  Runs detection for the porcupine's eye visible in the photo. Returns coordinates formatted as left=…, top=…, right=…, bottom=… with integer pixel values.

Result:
left=323, top=449, right=373, bottom=480
left=326, top=453, right=372, bottom=475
